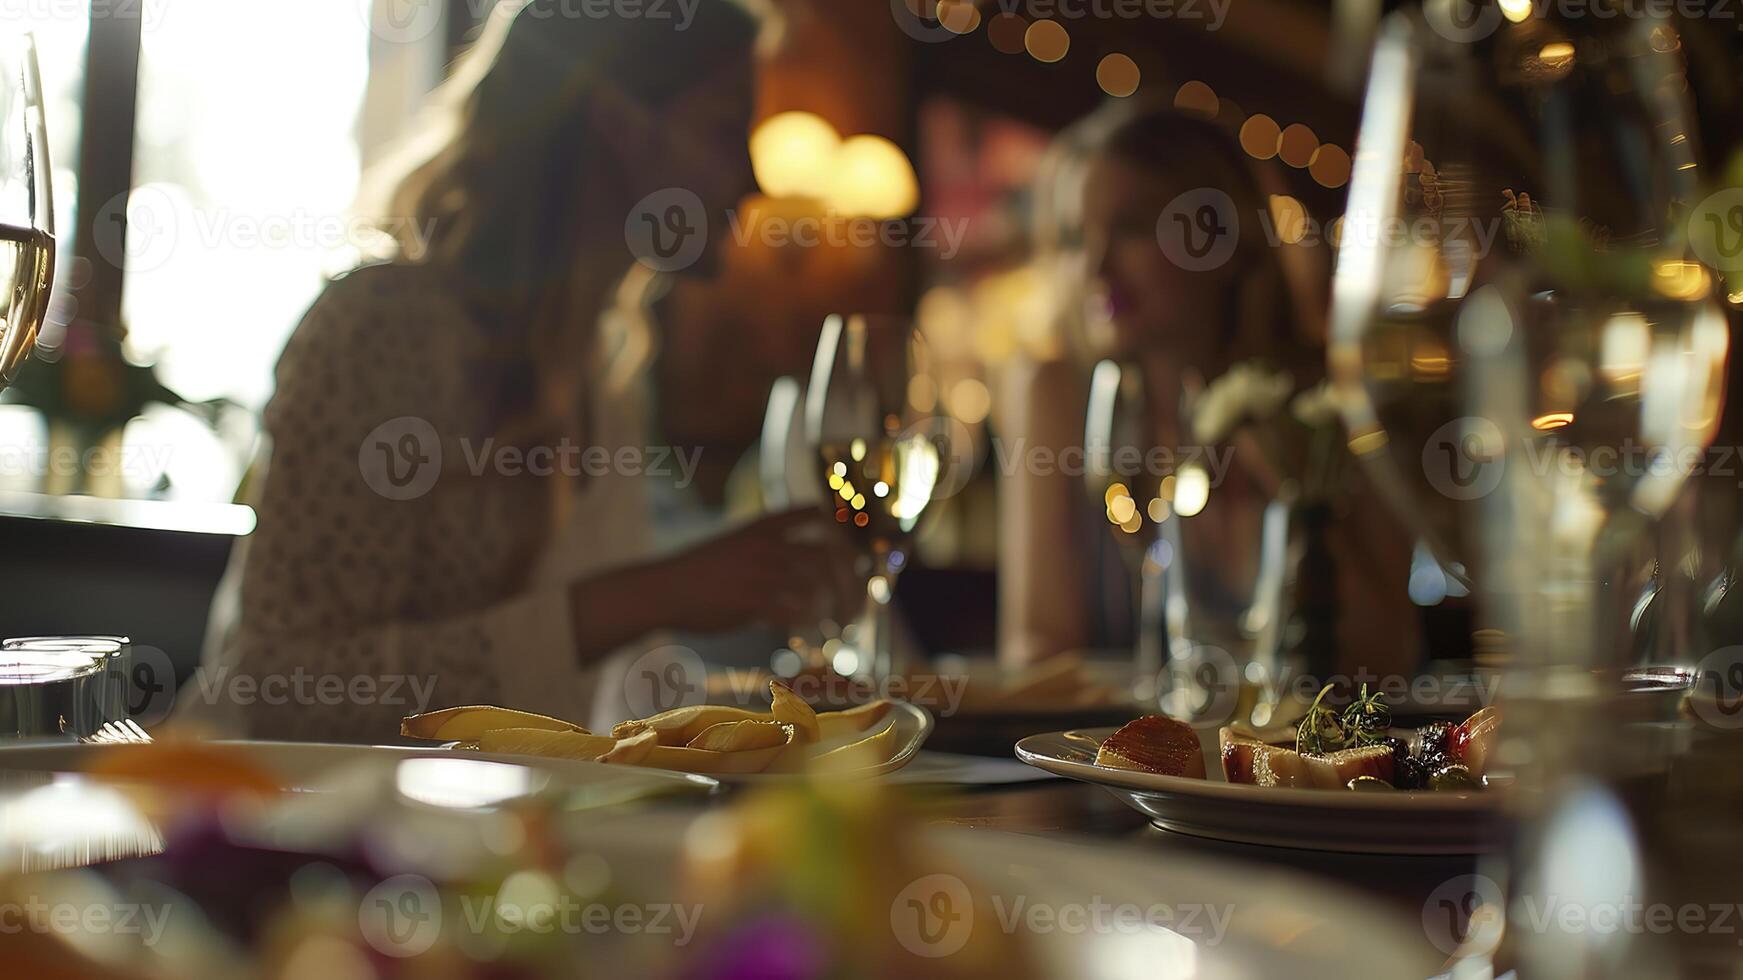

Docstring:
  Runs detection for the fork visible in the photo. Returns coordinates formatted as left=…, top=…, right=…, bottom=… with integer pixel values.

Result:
left=80, top=719, right=154, bottom=745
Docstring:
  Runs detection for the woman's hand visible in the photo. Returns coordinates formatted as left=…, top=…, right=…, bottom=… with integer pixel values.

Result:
left=661, top=509, right=863, bottom=633
left=568, top=510, right=861, bottom=658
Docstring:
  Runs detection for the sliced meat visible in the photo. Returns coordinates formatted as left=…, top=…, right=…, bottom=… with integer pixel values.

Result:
left=1096, top=715, right=1207, bottom=778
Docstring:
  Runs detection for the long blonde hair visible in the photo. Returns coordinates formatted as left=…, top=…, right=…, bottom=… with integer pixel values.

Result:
left=366, top=0, right=759, bottom=430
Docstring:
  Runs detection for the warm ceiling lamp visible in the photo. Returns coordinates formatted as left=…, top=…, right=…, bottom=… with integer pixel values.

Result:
left=750, top=111, right=841, bottom=199
left=827, top=135, right=921, bottom=219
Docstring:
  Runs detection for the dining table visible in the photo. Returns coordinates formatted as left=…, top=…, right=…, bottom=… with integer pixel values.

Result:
left=947, top=777, right=1483, bottom=950
left=637, top=750, right=1485, bottom=974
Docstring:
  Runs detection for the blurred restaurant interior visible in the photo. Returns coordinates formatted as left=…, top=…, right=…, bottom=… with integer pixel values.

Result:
left=1, top=0, right=1539, bottom=671
left=2, top=0, right=1743, bottom=977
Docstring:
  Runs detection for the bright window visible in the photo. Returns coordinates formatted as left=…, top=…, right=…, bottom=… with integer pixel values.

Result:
left=122, top=0, right=373, bottom=409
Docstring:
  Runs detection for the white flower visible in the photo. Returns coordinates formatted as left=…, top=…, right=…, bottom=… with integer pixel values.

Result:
left=1191, top=361, right=1294, bottom=446
left=1289, top=381, right=1338, bottom=427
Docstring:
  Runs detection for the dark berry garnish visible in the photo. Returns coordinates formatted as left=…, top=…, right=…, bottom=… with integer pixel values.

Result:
left=1416, top=721, right=1455, bottom=758
left=1378, top=735, right=1410, bottom=772
left=1394, top=756, right=1427, bottom=790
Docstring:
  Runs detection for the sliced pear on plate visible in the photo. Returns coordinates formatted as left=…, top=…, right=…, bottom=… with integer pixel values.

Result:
left=642, top=738, right=794, bottom=775
left=476, top=728, right=616, bottom=760
left=611, top=704, right=772, bottom=746
left=687, top=719, right=793, bottom=752
left=403, top=705, right=588, bottom=741
left=600, top=728, right=660, bottom=766
left=768, top=681, right=820, bottom=743
left=808, top=718, right=900, bottom=773
left=815, top=699, right=893, bottom=740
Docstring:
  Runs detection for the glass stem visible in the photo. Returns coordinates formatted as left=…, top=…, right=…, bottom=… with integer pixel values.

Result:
left=1134, top=559, right=1163, bottom=705
left=862, top=561, right=898, bottom=683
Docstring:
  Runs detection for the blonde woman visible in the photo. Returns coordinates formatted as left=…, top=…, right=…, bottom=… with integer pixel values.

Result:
left=1000, top=103, right=1417, bottom=681
left=200, top=0, right=855, bottom=741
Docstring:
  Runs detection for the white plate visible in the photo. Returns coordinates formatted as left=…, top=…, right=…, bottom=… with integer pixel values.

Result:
left=0, top=740, right=720, bottom=803
left=1015, top=727, right=1502, bottom=854
left=574, top=808, right=1439, bottom=979
left=0, top=741, right=721, bottom=873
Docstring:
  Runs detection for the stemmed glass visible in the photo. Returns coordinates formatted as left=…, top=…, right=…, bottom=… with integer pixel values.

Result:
left=759, top=375, right=838, bottom=674
left=803, top=314, right=947, bottom=681
left=1083, top=359, right=1167, bottom=707
left=0, top=35, right=59, bottom=737
left=1086, top=358, right=1292, bottom=726
left=0, top=32, right=54, bottom=393
left=1330, top=8, right=1728, bottom=974
left=1329, top=7, right=1727, bottom=667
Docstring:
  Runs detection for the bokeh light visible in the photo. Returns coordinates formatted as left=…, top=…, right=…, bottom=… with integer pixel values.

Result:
left=1268, top=195, right=1309, bottom=245
left=1024, top=20, right=1070, bottom=62
left=1308, top=143, right=1352, bottom=188
left=1173, top=466, right=1211, bottom=518
left=826, top=135, right=921, bottom=218
left=1277, top=123, right=1318, bottom=168
left=1173, top=80, right=1218, bottom=118
left=752, top=116, right=920, bottom=219
left=937, top=0, right=980, bottom=34
left=949, top=377, right=993, bottom=424
left=750, top=111, right=841, bottom=199
left=1096, top=54, right=1140, bottom=97
left=1239, top=114, right=1281, bottom=160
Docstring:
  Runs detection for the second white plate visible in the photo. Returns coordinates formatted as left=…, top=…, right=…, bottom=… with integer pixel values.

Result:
left=1015, top=727, right=1503, bottom=854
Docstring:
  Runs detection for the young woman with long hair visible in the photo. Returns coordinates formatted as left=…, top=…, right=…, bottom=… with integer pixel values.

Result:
left=202, top=0, right=856, bottom=740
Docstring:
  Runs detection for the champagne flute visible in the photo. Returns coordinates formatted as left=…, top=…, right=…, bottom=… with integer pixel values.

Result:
left=804, top=314, right=945, bottom=681
left=0, top=33, right=54, bottom=393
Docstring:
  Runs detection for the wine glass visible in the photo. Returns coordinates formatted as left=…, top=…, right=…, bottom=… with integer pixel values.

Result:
left=759, top=375, right=837, bottom=675
left=1329, top=9, right=1727, bottom=645
left=1083, top=359, right=1167, bottom=705
left=0, top=33, right=53, bottom=393
left=1086, top=358, right=1288, bottom=725
left=1331, top=10, right=1728, bottom=975
left=804, top=314, right=946, bottom=681
left=759, top=376, right=815, bottom=513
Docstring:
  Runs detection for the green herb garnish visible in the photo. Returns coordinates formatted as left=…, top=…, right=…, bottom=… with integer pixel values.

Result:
left=1339, top=684, right=1393, bottom=748
left=1296, top=684, right=1347, bottom=755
